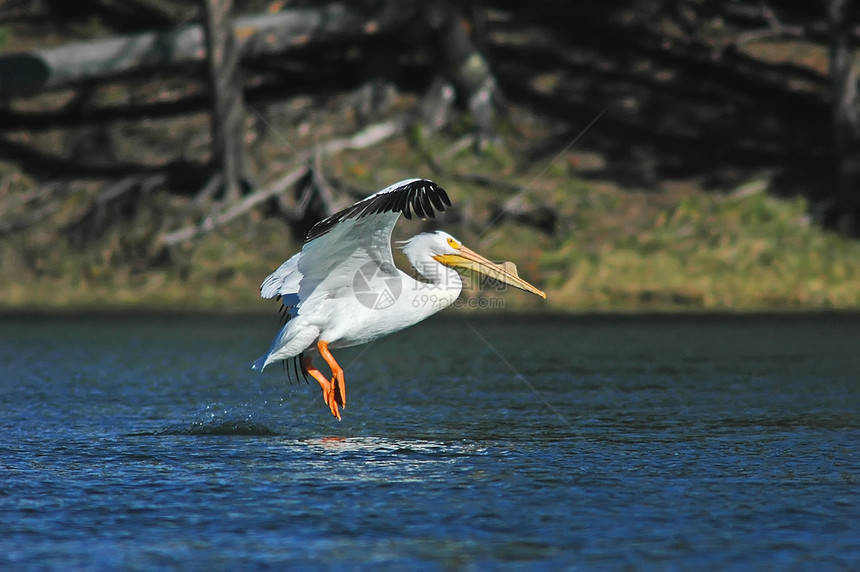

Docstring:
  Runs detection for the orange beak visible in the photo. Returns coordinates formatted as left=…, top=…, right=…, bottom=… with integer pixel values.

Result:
left=434, top=245, right=546, bottom=298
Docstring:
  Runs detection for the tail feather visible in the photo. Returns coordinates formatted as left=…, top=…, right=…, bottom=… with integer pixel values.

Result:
left=252, top=354, right=269, bottom=372
left=253, top=317, right=319, bottom=375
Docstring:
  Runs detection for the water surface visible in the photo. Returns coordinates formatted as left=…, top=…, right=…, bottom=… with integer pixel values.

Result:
left=1, top=313, right=858, bottom=569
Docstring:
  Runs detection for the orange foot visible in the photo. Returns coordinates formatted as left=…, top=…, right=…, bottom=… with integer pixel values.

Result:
left=302, top=340, right=346, bottom=420
left=303, top=355, right=340, bottom=420
left=317, top=340, right=346, bottom=409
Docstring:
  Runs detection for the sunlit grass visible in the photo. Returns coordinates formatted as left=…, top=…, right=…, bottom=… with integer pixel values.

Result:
left=537, top=178, right=860, bottom=310
left=2, top=127, right=860, bottom=312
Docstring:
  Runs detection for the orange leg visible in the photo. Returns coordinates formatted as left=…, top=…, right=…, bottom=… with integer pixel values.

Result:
left=317, top=340, right=346, bottom=409
left=302, top=354, right=341, bottom=420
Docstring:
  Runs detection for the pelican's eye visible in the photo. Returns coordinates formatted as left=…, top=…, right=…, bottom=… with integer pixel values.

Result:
left=446, top=237, right=460, bottom=249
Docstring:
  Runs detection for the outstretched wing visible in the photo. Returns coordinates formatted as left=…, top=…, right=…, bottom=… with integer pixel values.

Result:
left=260, top=178, right=451, bottom=304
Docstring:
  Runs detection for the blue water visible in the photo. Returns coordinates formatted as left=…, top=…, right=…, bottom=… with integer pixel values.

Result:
left=1, top=313, right=858, bottom=570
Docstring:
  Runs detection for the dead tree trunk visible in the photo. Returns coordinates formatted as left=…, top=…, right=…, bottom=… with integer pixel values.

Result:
left=425, top=2, right=502, bottom=146
left=828, top=0, right=860, bottom=232
left=201, top=0, right=246, bottom=203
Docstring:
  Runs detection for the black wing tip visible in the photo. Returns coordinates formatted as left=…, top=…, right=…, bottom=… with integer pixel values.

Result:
left=304, top=179, right=450, bottom=242
left=440, top=186, right=452, bottom=206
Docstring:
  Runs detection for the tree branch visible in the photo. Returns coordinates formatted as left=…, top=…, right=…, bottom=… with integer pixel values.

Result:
left=158, top=113, right=408, bottom=247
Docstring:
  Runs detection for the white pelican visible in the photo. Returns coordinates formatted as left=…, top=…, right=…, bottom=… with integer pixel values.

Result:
left=253, top=178, right=545, bottom=419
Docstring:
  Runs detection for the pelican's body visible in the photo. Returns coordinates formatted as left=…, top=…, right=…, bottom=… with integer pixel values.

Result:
left=253, top=179, right=545, bottom=419
left=255, top=233, right=462, bottom=361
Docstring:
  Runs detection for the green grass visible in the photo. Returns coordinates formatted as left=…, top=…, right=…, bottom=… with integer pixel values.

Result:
left=2, top=125, right=860, bottom=313
left=537, top=179, right=860, bottom=310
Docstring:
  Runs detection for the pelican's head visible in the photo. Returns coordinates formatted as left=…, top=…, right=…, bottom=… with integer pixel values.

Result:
left=401, top=231, right=546, bottom=298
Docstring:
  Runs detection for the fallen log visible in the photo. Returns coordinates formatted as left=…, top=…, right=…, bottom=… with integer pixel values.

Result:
left=0, top=2, right=420, bottom=97
left=159, top=114, right=407, bottom=247
left=160, top=164, right=308, bottom=246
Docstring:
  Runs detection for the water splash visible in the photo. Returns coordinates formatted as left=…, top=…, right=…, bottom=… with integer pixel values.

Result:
left=157, top=402, right=282, bottom=436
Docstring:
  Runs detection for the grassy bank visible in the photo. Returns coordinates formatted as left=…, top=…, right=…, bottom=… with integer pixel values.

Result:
left=2, top=131, right=859, bottom=313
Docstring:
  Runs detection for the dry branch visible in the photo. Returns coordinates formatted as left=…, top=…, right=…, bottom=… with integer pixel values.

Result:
left=0, top=180, right=63, bottom=213
left=63, top=172, right=168, bottom=240
left=159, top=114, right=407, bottom=247
left=0, top=182, right=65, bottom=235
left=161, top=164, right=308, bottom=246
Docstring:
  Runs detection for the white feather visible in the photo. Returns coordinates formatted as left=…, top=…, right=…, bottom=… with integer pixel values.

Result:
left=253, top=179, right=456, bottom=371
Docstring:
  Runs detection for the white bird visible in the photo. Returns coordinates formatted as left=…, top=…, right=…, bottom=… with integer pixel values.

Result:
left=253, top=178, right=545, bottom=419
